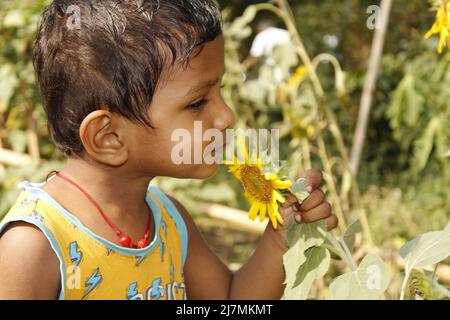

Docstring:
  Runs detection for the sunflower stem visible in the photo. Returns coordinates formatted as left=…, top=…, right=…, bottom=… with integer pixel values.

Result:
left=252, top=0, right=375, bottom=245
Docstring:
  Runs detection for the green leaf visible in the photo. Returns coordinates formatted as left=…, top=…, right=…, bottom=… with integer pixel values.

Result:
left=286, top=220, right=327, bottom=248
left=412, top=117, right=441, bottom=172
left=283, top=221, right=328, bottom=298
left=289, top=178, right=310, bottom=203
left=283, top=233, right=308, bottom=285
left=284, top=247, right=330, bottom=300
left=342, top=219, right=362, bottom=253
left=330, top=254, right=391, bottom=300
left=387, top=73, right=424, bottom=133
left=399, top=222, right=450, bottom=275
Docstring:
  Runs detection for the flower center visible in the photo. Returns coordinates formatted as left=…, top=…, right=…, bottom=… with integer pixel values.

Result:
left=240, top=166, right=273, bottom=203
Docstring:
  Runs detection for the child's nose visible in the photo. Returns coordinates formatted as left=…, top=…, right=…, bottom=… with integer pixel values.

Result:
left=213, top=100, right=236, bottom=131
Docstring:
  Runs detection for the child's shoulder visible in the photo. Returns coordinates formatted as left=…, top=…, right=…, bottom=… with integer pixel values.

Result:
left=0, top=183, right=72, bottom=290
left=0, top=182, right=69, bottom=233
left=0, top=210, right=61, bottom=299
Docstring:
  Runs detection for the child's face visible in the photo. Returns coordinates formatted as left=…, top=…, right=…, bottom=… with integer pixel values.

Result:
left=125, top=35, right=235, bottom=179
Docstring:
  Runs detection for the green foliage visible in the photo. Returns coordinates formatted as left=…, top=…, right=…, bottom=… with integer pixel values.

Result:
left=0, top=0, right=49, bottom=121
left=283, top=181, right=390, bottom=300
left=0, top=160, right=64, bottom=216
left=283, top=221, right=329, bottom=299
left=0, top=0, right=449, bottom=300
left=399, top=222, right=450, bottom=299
left=342, top=219, right=362, bottom=253
left=400, top=222, right=450, bottom=271
left=409, top=270, right=437, bottom=300
left=0, top=0, right=62, bottom=219
left=387, top=52, right=450, bottom=173
left=283, top=216, right=390, bottom=300
left=407, top=270, right=450, bottom=300
left=330, top=254, right=390, bottom=300
left=285, top=246, right=330, bottom=300
left=288, top=178, right=309, bottom=203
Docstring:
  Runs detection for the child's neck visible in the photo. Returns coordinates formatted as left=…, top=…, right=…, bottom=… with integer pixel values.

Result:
left=41, top=157, right=155, bottom=245
left=62, top=157, right=153, bottom=217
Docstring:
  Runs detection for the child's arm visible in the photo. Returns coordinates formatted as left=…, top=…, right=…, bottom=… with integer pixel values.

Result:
left=0, top=222, right=60, bottom=299
left=169, top=169, right=337, bottom=300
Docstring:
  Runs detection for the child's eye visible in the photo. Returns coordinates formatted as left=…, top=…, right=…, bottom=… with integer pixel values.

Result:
left=186, top=98, right=209, bottom=110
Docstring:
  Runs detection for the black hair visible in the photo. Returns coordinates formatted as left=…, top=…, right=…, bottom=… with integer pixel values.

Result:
left=32, top=0, right=222, bottom=154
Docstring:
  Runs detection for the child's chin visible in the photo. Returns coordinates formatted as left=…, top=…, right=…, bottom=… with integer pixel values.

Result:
left=187, top=163, right=220, bottom=180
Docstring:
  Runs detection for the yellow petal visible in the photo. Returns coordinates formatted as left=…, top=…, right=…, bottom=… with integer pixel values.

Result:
left=272, top=201, right=284, bottom=227
left=248, top=202, right=260, bottom=221
left=425, top=20, right=440, bottom=38
left=277, top=212, right=284, bottom=225
left=264, top=172, right=277, bottom=181
left=267, top=202, right=277, bottom=229
left=236, top=137, right=250, bottom=164
left=256, top=158, right=263, bottom=170
left=259, top=203, right=267, bottom=222
left=273, top=190, right=286, bottom=203
left=272, top=179, right=292, bottom=190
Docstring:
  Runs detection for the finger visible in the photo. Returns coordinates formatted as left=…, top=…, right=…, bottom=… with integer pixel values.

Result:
left=302, top=169, right=323, bottom=193
left=279, top=205, right=295, bottom=219
left=300, top=189, right=325, bottom=211
left=325, top=215, right=339, bottom=231
left=299, top=201, right=332, bottom=223
left=280, top=192, right=299, bottom=210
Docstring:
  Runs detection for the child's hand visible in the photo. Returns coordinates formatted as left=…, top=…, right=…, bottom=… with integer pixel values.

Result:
left=277, top=169, right=338, bottom=234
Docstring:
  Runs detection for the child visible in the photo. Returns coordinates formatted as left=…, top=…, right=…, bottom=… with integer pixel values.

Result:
left=0, top=0, right=337, bottom=300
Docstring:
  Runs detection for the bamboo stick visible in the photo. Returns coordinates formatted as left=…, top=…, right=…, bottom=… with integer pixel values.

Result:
left=350, top=0, right=393, bottom=175
left=200, top=203, right=266, bottom=234
left=0, top=148, right=33, bottom=167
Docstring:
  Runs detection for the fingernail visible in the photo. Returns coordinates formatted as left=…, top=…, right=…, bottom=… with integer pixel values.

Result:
left=293, top=204, right=299, bottom=212
left=306, top=185, right=313, bottom=193
left=295, top=214, right=302, bottom=223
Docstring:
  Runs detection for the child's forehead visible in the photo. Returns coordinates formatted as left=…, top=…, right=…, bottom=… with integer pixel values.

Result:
left=159, top=36, right=225, bottom=90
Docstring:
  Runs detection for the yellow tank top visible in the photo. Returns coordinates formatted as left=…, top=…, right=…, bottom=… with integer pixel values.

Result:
left=0, top=180, right=188, bottom=300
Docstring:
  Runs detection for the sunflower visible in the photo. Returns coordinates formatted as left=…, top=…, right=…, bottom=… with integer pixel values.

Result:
left=225, top=138, right=292, bottom=229
left=425, top=0, right=450, bottom=53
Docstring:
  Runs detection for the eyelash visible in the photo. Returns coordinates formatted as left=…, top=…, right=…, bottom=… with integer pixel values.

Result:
left=186, top=85, right=225, bottom=110
left=187, top=99, right=209, bottom=110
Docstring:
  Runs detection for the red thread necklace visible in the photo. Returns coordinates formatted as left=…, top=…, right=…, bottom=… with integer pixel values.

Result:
left=46, top=171, right=152, bottom=249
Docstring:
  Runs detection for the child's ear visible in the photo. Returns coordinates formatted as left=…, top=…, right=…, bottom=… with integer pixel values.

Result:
left=79, top=110, right=129, bottom=167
